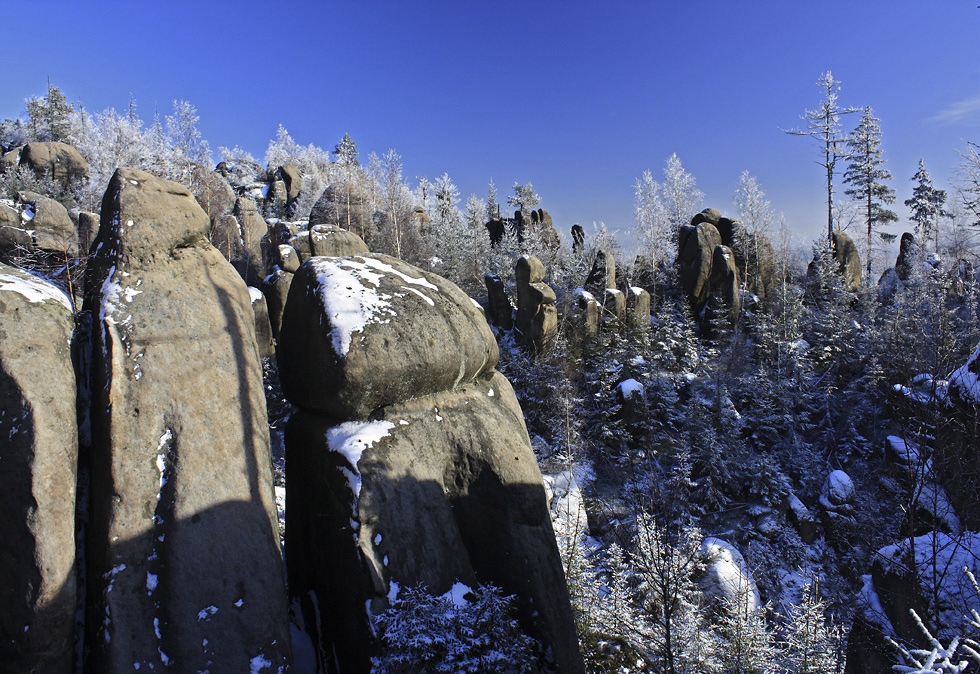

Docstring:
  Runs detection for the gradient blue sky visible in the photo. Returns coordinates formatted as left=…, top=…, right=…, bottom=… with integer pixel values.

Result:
left=5, top=1, right=980, bottom=245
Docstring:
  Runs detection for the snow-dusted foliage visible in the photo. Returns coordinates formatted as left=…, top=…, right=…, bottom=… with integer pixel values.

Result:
left=370, top=584, right=540, bottom=674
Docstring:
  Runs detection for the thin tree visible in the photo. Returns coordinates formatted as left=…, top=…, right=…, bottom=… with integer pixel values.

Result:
left=785, top=71, right=859, bottom=244
left=844, top=106, right=898, bottom=279
left=906, top=158, right=949, bottom=254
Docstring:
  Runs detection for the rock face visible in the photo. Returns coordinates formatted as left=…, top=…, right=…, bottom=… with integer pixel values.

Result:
left=4, top=191, right=78, bottom=256
left=83, top=168, right=291, bottom=673
left=231, top=197, right=269, bottom=286
left=308, top=224, right=369, bottom=257
left=708, top=244, right=741, bottom=326
left=831, top=230, right=863, bottom=291
left=571, top=223, right=585, bottom=251
left=515, top=255, right=558, bottom=354
left=895, top=232, right=916, bottom=281
left=309, top=182, right=371, bottom=234
left=279, top=254, right=582, bottom=673
left=484, top=273, right=514, bottom=331
left=279, top=254, right=497, bottom=418
left=584, top=250, right=616, bottom=297
left=19, top=141, right=88, bottom=186
left=0, top=264, right=77, bottom=674
left=678, top=222, right=722, bottom=314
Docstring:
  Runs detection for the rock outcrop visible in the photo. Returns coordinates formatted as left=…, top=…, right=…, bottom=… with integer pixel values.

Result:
left=18, top=141, right=88, bottom=186
left=678, top=221, right=722, bottom=315
left=279, top=253, right=582, bottom=673
left=0, top=191, right=79, bottom=257
left=0, top=264, right=77, bottom=674
left=515, top=255, right=558, bottom=354
left=83, top=168, right=291, bottom=672
left=832, top=230, right=863, bottom=291
left=484, top=273, right=514, bottom=331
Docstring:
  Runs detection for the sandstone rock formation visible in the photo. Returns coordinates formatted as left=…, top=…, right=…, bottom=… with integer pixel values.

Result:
left=484, top=273, right=514, bottom=331
left=309, top=182, right=371, bottom=236
left=515, top=255, right=558, bottom=354
left=309, top=223, right=369, bottom=257
left=0, top=264, right=77, bottom=674
left=18, top=141, right=88, bottom=186
left=231, top=196, right=269, bottom=286
left=832, top=230, right=863, bottom=291
left=678, top=222, right=722, bottom=314
left=83, top=168, right=291, bottom=672
left=278, top=253, right=582, bottom=673
left=0, top=190, right=79, bottom=257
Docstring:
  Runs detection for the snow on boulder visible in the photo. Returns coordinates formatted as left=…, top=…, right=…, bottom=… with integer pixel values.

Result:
left=699, top=538, right=760, bottom=615
left=308, top=223, right=369, bottom=257
left=0, top=263, right=77, bottom=673
left=278, top=253, right=498, bottom=417
left=821, top=470, right=855, bottom=509
left=950, top=341, right=980, bottom=404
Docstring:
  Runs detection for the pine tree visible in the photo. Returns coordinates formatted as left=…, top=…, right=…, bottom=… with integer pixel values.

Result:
left=785, top=71, right=859, bottom=243
left=333, top=132, right=359, bottom=166
left=25, top=82, right=74, bottom=142
left=844, top=106, right=898, bottom=279
left=782, top=578, right=839, bottom=674
left=906, top=158, right=949, bottom=254
left=485, top=178, right=500, bottom=222
left=507, top=181, right=541, bottom=215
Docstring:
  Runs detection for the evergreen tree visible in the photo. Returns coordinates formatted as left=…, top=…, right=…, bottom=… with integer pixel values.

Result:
left=733, top=170, right=774, bottom=236
left=782, top=578, right=840, bottom=674
left=906, top=158, right=949, bottom=254
left=333, top=132, right=359, bottom=166
left=25, top=82, right=74, bottom=142
left=785, top=71, right=859, bottom=243
left=507, top=181, right=541, bottom=215
left=844, top=106, right=898, bottom=279
left=485, top=178, right=500, bottom=221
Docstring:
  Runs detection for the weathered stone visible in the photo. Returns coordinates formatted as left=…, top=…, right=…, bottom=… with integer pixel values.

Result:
left=677, top=222, right=721, bottom=313
left=19, top=141, right=88, bottom=185
left=309, top=182, right=371, bottom=235
left=309, top=224, right=369, bottom=257
left=287, top=230, right=312, bottom=262
left=267, top=180, right=288, bottom=211
left=573, top=289, right=601, bottom=341
left=626, top=286, right=651, bottom=325
left=14, top=191, right=77, bottom=256
left=584, top=250, right=616, bottom=296
left=77, top=210, right=99, bottom=255
left=698, top=538, right=760, bottom=615
left=486, top=218, right=506, bottom=246
left=690, top=207, right=722, bottom=227
left=708, top=244, right=741, bottom=326
left=262, top=269, right=293, bottom=340
left=484, top=273, right=513, bottom=331
left=250, top=286, right=276, bottom=359
left=285, top=372, right=583, bottom=674
left=895, top=232, right=917, bottom=281
left=0, top=202, right=33, bottom=251
left=603, top=288, right=625, bottom=321
left=832, top=230, right=862, bottom=291
left=571, top=224, right=585, bottom=251
left=83, top=168, right=291, bottom=673
left=786, top=493, right=818, bottom=544
left=277, top=244, right=300, bottom=273
left=231, top=197, right=268, bottom=286
left=278, top=254, right=498, bottom=418
left=0, top=146, right=22, bottom=173
left=0, top=264, right=77, bottom=674
left=515, top=255, right=558, bottom=353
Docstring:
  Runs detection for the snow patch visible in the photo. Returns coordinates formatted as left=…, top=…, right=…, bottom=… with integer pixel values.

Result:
left=326, top=421, right=396, bottom=500
left=616, top=378, right=644, bottom=398
left=950, top=342, right=980, bottom=403
left=248, top=286, right=264, bottom=303
left=250, top=654, right=273, bottom=673
left=0, top=270, right=73, bottom=312
left=444, top=581, right=473, bottom=607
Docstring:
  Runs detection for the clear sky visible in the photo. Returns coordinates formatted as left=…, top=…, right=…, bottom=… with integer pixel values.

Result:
left=5, top=1, right=980, bottom=246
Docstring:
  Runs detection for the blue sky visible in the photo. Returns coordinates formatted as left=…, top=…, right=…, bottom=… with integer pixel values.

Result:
left=5, top=1, right=980, bottom=246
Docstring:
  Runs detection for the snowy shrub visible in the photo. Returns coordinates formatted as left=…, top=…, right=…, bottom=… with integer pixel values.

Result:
left=371, top=583, right=540, bottom=674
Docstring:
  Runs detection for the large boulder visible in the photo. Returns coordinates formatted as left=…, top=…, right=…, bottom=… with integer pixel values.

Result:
left=0, top=264, right=77, bottom=673
left=832, top=230, right=862, bottom=291
left=261, top=269, right=294, bottom=340
left=583, top=250, right=616, bottom=297
left=309, top=182, right=371, bottom=235
left=484, top=273, right=513, bottom=331
left=895, top=232, right=917, bottom=282
left=285, top=374, right=582, bottom=674
left=19, top=141, right=88, bottom=185
left=677, top=222, right=722, bottom=313
left=708, top=244, right=741, bottom=326
left=308, top=224, right=369, bottom=257
left=515, top=255, right=558, bottom=353
left=12, top=191, right=77, bottom=256
left=231, top=197, right=268, bottom=286
left=278, top=254, right=498, bottom=418
left=83, top=168, right=291, bottom=672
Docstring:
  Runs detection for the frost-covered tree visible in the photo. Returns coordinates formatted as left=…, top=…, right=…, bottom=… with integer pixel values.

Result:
left=25, top=82, right=74, bottom=143
left=660, top=154, right=703, bottom=237
left=165, top=99, right=212, bottom=188
left=371, top=584, right=539, bottom=674
left=485, top=178, right=501, bottom=222
left=507, top=181, right=540, bottom=215
left=733, top=170, right=774, bottom=236
left=333, top=132, right=359, bottom=166
left=844, top=107, right=897, bottom=278
left=906, top=159, right=949, bottom=254
left=785, top=71, right=859, bottom=243
left=782, top=577, right=839, bottom=674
